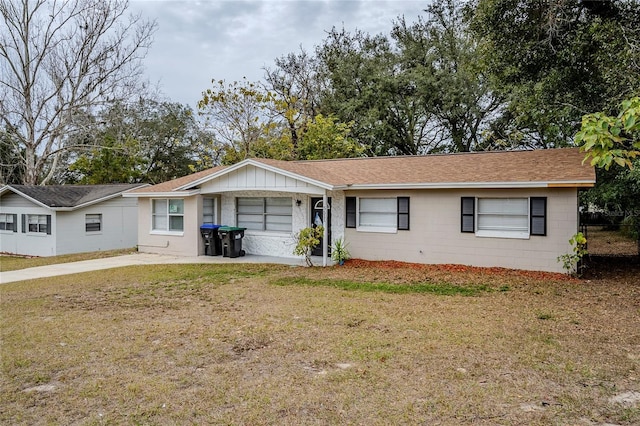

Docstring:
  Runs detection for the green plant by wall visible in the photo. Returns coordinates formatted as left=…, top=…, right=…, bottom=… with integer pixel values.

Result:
left=293, top=226, right=324, bottom=266
left=331, top=237, right=351, bottom=265
left=557, top=232, right=588, bottom=276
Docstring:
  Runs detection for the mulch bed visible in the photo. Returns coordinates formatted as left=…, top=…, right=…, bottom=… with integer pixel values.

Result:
left=342, top=259, right=576, bottom=282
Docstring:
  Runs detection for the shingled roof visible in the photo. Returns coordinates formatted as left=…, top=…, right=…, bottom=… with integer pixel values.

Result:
left=2, top=184, right=147, bottom=209
left=128, top=148, right=595, bottom=194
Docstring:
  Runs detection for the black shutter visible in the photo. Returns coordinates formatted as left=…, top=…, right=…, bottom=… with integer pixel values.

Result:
left=345, top=197, right=356, bottom=228
left=21, top=214, right=26, bottom=233
left=397, top=197, right=410, bottom=230
left=461, top=197, right=475, bottom=233
left=46, top=215, right=52, bottom=235
left=12, top=214, right=17, bottom=232
left=530, top=197, right=547, bottom=236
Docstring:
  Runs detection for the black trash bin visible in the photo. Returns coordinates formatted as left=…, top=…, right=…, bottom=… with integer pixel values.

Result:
left=218, top=226, right=246, bottom=258
left=200, top=224, right=221, bottom=256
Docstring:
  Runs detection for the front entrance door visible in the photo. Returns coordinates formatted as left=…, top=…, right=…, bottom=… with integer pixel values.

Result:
left=311, top=197, right=331, bottom=256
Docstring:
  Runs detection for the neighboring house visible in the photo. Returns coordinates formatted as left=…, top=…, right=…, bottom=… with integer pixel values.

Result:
left=124, top=148, right=595, bottom=273
left=0, top=184, right=146, bottom=257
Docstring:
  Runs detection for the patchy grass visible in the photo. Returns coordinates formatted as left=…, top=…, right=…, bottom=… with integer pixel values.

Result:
left=587, top=228, right=638, bottom=256
left=0, top=248, right=137, bottom=272
left=1, top=261, right=639, bottom=425
left=271, top=276, right=490, bottom=296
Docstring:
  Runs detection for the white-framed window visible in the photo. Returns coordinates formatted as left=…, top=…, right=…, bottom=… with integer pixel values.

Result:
left=345, top=196, right=410, bottom=233
left=27, top=214, right=49, bottom=234
left=358, top=198, right=397, bottom=233
left=0, top=213, right=16, bottom=232
left=476, top=198, right=529, bottom=238
left=85, top=214, right=102, bottom=232
left=236, top=197, right=292, bottom=232
left=203, top=198, right=216, bottom=224
left=152, top=199, right=184, bottom=233
left=461, top=197, right=547, bottom=239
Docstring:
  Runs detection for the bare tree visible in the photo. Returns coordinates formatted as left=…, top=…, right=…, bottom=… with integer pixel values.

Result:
left=0, top=0, right=156, bottom=184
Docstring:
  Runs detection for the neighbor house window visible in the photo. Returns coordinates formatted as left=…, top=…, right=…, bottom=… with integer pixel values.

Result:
left=23, top=214, right=51, bottom=234
left=152, top=199, right=184, bottom=232
left=85, top=214, right=102, bottom=232
left=0, top=213, right=17, bottom=232
left=236, top=197, right=292, bottom=232
left=346, top=197, right=410, bottom=233
left=461, top=197, right=547, bottom=239
left=203, top=198, right=216, bottom=224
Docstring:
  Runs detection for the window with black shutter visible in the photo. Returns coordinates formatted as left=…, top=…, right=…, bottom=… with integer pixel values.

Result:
left=530, top=197, right=547, bottom=236
left=397, top=197, right=410, bottom=230
left=461, top=197, right=475, bottom=233
left=345, top=197, right=356, bottom=228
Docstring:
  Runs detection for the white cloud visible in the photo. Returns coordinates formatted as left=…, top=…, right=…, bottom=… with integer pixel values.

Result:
left=130, top=0, right=425, bottom=107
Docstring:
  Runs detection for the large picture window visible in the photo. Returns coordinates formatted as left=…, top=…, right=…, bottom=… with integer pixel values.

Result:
left=461, top=197, right=547, bottom=239
left=152, top=199, right=184, bottom=232
left=237, top=197, right=292, bottom=232
left=345, top=197, right=410, bottom=232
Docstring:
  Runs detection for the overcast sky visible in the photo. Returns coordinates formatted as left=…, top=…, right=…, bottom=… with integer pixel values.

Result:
left=129, top=0, right=426, bottom=108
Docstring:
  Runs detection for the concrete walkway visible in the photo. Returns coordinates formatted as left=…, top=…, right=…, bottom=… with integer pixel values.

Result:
left=0, top=253, right=326, bottom=284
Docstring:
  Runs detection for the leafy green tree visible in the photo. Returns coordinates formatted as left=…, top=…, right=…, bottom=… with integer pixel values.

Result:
left=68, top=135, right=144, bottom=184
left=577, top=97, right=640, bottom=251
left=66, top=100, right=212, bottom=184
left=316, top=28, right=413, bottom=156
left=264, top=48, right=321, bottom=154
left=471, top=0, right=640, bottom=147
left=198, top=79, right=280, bottom=164
left=297, top=114, right=363, bottom=160
left=576, top=97, right=640, bottom=170
left=393, top=0, right=503, bottom=152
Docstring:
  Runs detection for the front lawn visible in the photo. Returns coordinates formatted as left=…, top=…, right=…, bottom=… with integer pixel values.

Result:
left=0, top=248, right=137, bottom=272
left=1, top=261, right=638, bottom=425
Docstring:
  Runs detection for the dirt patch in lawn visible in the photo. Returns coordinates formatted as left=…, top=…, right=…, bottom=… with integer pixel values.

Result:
left=1, top=262, right=639, bottom=425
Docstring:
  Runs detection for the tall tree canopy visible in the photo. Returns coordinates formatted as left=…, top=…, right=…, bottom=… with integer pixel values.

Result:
left=471, top=0, right=640, bottom=148
left=0, top=0, right=156, bottom=185
left=64, top=100, right=214, bottom=184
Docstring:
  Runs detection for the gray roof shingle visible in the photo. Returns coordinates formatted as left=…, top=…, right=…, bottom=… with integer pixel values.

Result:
left=5, top=184, right=146, bottom=208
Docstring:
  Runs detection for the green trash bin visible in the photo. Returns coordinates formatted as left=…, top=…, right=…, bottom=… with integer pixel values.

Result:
left=218, top=226, right=246, bottom=258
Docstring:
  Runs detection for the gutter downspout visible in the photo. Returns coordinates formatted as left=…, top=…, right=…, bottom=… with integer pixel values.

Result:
left=322, top=192, right=328, bottom=267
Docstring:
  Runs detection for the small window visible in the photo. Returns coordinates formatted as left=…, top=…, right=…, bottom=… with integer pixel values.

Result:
left=461, top=197, right=475, bottom=233
left=152, top=199, right=184, bottom=232
left=346, top=197, right=356, bottom=228
left=397, top=197, right=410, bottom=230
left=203, top=198, right=215, bottom=224
left=530, top=197, right=547, bottom=236
left=85, top=214, right=102, bottom=232
left=0, top=213, right=17, bottom=232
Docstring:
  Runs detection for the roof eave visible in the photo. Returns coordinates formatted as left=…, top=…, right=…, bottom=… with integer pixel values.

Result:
left=0, top=185, right=52, bottom=209
left=343, top=180, right=595, bottom=190
left=123, top=189, right=201, bottom=198
left=176, top=159, right=335, bottom=192
left=63, top=184, right=149, bottom=210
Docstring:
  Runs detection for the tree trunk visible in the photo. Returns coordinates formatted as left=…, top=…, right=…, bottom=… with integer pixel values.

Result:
left=24, top=145, right=38, bottom=185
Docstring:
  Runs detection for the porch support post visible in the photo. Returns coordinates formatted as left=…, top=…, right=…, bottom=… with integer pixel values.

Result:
left=322, top=192, right=328, bottom=267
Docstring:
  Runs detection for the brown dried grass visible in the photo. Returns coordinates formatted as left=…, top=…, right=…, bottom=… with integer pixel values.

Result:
left=1, top=262, right=639, bottom=425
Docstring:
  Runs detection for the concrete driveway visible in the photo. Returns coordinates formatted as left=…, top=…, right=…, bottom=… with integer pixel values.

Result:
left=0, top=253, right=318, bottom=284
